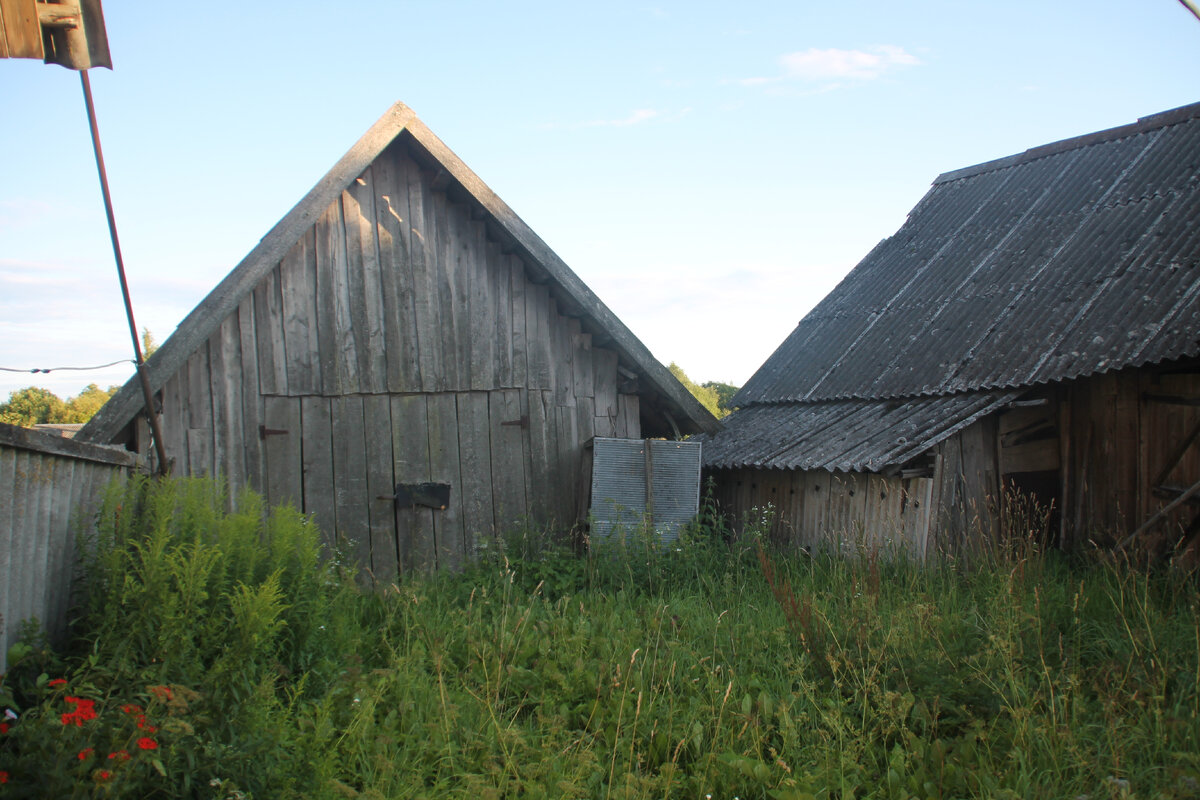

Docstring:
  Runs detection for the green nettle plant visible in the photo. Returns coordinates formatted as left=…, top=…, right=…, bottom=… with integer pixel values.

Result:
left=1, top=475, right=1198, bottom=799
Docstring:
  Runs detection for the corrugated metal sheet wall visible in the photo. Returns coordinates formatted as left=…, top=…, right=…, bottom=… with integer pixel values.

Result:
left=0, top=425, right=139, bottom=670
left=590, top=438, right=702, bottom=544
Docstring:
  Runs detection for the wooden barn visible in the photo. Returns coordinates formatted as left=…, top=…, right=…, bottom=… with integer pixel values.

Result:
left=703, top=102, right=1200, bottom=559
left=79, top=102, right=719, bottom=579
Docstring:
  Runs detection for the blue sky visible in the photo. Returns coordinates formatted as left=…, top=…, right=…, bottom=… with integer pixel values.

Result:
left=2, top=1, right=1198, bottom=401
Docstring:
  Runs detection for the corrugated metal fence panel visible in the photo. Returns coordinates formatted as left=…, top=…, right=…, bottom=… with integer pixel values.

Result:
left=590, top=438, right=647, bottom=539
left=589, top=437, right=702, bottom=544
left=0, top=424, right=140, bottom=671
left=649, top=439, right=702, bottom=544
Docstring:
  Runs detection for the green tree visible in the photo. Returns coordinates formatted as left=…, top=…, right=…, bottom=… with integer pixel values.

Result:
left=63, top=383, right=119, bottom=422
left=142, top=327, right=159, bottom=359
left=702, top=381, right=739, bottom=415
left=0, top=387, right=69, bottom=427
left=668, top=362, right=725, bottom=418
left=0, top=383, right=119, bottom=427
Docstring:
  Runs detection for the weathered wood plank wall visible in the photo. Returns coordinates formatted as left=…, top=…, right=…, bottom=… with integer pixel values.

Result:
left=708, top=466, right=933, bottom=558
left=1059, top=367, right=1200, bottom=547
left=140, top=138, right=641, bottom=577
left=0, top=424, right=140, bottom=670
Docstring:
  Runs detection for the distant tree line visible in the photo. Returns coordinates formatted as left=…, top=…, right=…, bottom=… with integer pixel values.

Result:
left=0, top=384, right=120, bottom=427
left=668, top=363, right=738, bottom=418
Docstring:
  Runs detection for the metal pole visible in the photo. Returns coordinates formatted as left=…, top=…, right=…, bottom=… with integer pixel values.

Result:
left=80, top=70, right=170, bottom=476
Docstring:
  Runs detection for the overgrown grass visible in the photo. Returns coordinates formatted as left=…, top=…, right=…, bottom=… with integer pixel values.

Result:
left=1, top=476, right=1199, bottom=799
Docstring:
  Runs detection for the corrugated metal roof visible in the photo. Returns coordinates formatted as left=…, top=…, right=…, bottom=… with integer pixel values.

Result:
left=701, top=391, right=1018, bottom=472
left=736, top=101, right=1200, bottom=407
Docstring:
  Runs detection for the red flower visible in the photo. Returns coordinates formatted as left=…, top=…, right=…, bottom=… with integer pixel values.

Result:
left=0, top=770, right=8, bottom=783
left=94, top=769, right=112, bottom=782
left=148, top=685, right=173, bottom=702
left=120, top=704, right=143, bottom=715
left=0, top=721, right=9, bottom=734
left=48, top=678, right=67, bottom=688
left=78, top=747, right=94, bottom=760
left=108, top=750, right=130, bottom=762
left=61, top=697, right=98, bottom=727
left=136, top=737, right=158, bottom=750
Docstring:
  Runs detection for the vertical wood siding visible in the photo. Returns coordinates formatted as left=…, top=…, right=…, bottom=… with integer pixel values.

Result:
left=709, top=467, right=933, bottom=558
left=0, top=426, right=139, bottom=670
left=142, top=140, right=640, bottom=577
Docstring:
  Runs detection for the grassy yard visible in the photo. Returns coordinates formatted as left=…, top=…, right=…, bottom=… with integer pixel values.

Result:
left=1, top=477, right=1198, bottom=799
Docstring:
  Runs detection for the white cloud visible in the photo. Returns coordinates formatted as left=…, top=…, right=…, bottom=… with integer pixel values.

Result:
left=738, top=45, right=920, bottom=87
left=587, top=108, right=661, bottom=127
left=542, top=107, right=692, bottom=131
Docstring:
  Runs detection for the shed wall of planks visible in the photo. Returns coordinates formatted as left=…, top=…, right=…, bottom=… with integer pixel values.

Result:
left=0, top=424, right=140, bottom=671
left=707, top=467, right=933, bottom=558
left=139, top=140, right=642, bottom=577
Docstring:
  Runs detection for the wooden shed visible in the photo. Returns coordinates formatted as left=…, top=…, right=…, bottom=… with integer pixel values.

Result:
left=703, top=102, right=1200, bottom=559
left=79, top=102, right=719, bottom=579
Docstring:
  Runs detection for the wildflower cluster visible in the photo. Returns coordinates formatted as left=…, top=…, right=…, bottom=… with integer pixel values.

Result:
left=0, top=674, right=173, bottom=793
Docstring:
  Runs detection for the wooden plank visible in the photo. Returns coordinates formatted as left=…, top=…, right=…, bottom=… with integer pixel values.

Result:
left=931, top=439, right=963, bottom=555
left=237, top=295, right=265, bottom=494
left=405, top=157, right=446, bottom=392
left=317, top=197, right=360, bottom=394
left=827, top=472, right=853, bottom=550
left=279, top=231, right=321, bottom=394
left=573, top=328, right=594, bottom=400
left=435, top=193, right=465, bottom=390
left=902, top=475, right=934, bottom=560
left=343, top=170, right=389, bottom=393
left=468, top=222, right=496, bottom=391
left=313, top=202, right=341, bottom=394
left=426, top=393, right=464, bottom=570
left=372, top=146, right=422, bottom=393
left=263, top=395, right=302, bottom=509
left=526, top=283, right=550, bottom=388
left=526, top=389, right=555, bottom=527
left=617, top=393, right=640, bottom=439
left=252, top=264, right=288, bottom=396
left=363, top=395, right=398, bottom=584
left=490, top=243, right=512, bottom=389
left=489, top=389, right=528, bottom=537
left=457, top=392, right=495, bottom=556
left=209, top=315, right=245, bottom=497
left=391, top=393, right=434, bottom=573
left=300, top=396, right=336, bottom=549
left=0, top=0, right=43, bottom=59
left=801, top=470, right=832, bottom=551
left=331, top=396, right=371, bottom=571
left=550, top=305, right=572, bottom=407
left=185, top=345, right=214, bottom=476
left=159, top=371, right=188, bottom=474
left=509, top=257, right=528, bottom=387
left=593, top=348, right=619, bottom=420
left=556, top=403, right=581, bottom=526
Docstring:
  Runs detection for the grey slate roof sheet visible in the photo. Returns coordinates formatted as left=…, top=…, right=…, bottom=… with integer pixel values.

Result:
left=735, top=101, right=1200, bottom=407
left=701, top=391, right=1019, bottom=472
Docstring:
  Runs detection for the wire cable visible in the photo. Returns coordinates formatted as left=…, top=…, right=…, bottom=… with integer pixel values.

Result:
left=0, top=359, right=134, bottom=374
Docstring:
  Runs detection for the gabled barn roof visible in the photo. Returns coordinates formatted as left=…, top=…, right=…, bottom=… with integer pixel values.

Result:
left=736, top=101, right=1200, bottom=407
left=709, top=101, right=1200, bottom=472
left=81, top=103, right=719, bottom=444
